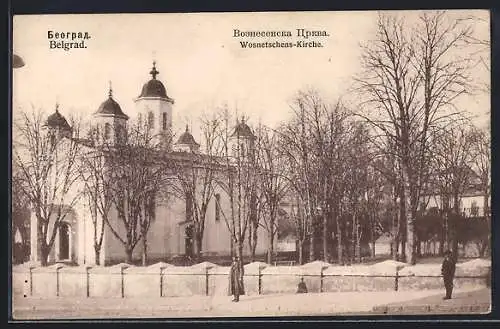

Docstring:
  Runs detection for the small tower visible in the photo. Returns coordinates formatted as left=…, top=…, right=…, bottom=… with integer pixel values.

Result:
left=230, top=116, right=255, bottom=160
left=44, top=103, right=73, bottom=141
left=174, top=125, right=200, bottom=153
left=135, top=61, right=174, bottom=150
left=93, top=82, right=129, bottom=146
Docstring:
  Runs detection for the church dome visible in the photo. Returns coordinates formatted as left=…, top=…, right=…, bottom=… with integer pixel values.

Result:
left=95, top=86, right=129, bottom=119
left=138, top=62, right=172, bottom=100
left=176, top=125, right=199, bottom=146
left=46, top=105, right=71, bottom=131
left=140, top=79, right=168, bottom=98
left=231, top=118, right=255, bottom=139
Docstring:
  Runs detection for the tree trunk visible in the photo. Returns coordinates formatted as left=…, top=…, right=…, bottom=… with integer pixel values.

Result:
left=94, top=245, right=101, bottom=266
left=249, top=223, right=258, bottom=262
left=322, top=212, right=328, bottom=262
left=126, top=247, right=133, bottom=264
left=403, top=184, right=416, bottom=265
left=309, top=233, right=315, bottom=262
left=141, top=236, right=148, bottom=266
left=37, top=219, right=49, bottom=266
left=392, top=235, right=399, bottom=261
left=336, top=218, right=343, bottom=265
left=236, top=240, right=244, bottom=285
left=297, top=239, right=304, bottom=265
left=40, top=244, right=49, bottom=267
left=370, top=216, right=376, bottom=258
left=267, top=231, right=274, bottom=264
left=194, top=231, right=202, bottom=262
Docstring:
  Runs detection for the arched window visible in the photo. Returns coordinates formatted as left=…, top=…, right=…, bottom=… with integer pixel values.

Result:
left=162, top=112, right=168, bottom=130
left=104, top=123, right=111, bottom=140
left=148, top=112, right=155, bottom=129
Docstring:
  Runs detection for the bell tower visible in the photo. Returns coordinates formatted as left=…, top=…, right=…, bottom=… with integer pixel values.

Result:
left=134, top=61, right=174, bottom=150
left=92, top=82, right=129, bottom=146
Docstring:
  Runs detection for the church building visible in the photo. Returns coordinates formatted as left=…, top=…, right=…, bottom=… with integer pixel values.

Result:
left=29, top=62, right=272, bottom=266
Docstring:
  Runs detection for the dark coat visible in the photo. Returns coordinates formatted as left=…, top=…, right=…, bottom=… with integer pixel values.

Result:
left=441, top=257, right=456, bottom=281
left=228, top=261, right=245, bottom=296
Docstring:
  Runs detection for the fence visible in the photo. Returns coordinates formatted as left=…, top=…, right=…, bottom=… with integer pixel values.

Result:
left=12, top=259, right=490, bottom=298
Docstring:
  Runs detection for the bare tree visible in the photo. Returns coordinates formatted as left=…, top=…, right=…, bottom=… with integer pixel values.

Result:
left=431, top=121, right=477, bottom=259
left=255, top=126, right=290, bottom=264
left=175, top=115, right=224, bottom=261
left=78, top=130, right=114, bottom=265
left=12, top=164, right=31, bottom=262
left=105, top=120, right=172, bottom=265
left=13, top=108, right=83, bottom=266
left=355, top=11, right=474, bottom=264
left=215, top=109, right=250, bottom=281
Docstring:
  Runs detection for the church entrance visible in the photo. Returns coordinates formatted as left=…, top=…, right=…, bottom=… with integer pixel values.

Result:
left=58, top=222, right=70, bottom=260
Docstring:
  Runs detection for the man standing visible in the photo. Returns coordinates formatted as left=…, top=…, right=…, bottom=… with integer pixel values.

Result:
left=441, top=250, right=456, bottom=300
left=228, top=256, right=245, bottom=302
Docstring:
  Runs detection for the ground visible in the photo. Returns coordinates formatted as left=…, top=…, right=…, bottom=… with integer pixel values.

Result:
left=11, top=287, right=490, bottom=319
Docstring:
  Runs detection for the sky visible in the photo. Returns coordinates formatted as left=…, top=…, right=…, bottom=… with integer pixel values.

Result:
left=13, top=11, right=490, bottom=141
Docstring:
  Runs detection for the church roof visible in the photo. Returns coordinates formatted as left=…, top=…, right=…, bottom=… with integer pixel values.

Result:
left=176, top=125, right=199, bottom=146
left=95, top=86, right=129, bottom=119
left=231, top=118, right=255, bottom=139
left=138, top=62, right=173, bottom=101
left=45, top=105, right=71, bottom=131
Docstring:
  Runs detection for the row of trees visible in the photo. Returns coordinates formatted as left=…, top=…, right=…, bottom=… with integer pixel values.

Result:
left=12, top=11, right=489, bottom=266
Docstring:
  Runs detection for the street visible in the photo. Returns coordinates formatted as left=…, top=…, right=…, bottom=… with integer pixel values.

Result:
left=11, top=287, right=490, bottom=319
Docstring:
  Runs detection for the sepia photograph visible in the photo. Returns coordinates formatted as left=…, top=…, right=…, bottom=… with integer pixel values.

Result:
left=10, top=10, right=491, bottom=319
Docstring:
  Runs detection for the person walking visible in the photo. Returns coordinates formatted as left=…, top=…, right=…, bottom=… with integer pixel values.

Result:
left=441, top=250, right=456, bottom=300
left=228, top=256, right=245, bottom=302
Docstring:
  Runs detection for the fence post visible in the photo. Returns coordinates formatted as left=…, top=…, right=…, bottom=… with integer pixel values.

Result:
left=395, top=270, right=399, bottom=291
left=56, top=266, right=60, bottom=297
left=205, top=267, right=209, bottom=296
left=120, top=266, right=124, bottom=298
left=160, top=268, right=164, bottom=297
left=258, top=267, right=262, bottom=295
left=86, top=266, right=90, bottom=298
left=29, top=267, right=33, bottom=297
left=320, top=268, right=324, bottom=293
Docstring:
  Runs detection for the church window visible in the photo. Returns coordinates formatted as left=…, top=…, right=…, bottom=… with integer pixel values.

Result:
left=104, top=123, right=111, bottom=140
left=215, top=193, right=221, bottom=221
left=162, top=113, right=168, bottom=130
left=148, top=112, right=155, bottom=129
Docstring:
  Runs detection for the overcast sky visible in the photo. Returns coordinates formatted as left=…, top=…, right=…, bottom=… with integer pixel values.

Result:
left=13, top=11, right=490, bottom=141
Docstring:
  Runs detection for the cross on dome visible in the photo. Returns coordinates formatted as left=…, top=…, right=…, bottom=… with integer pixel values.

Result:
left=108, top=80, right=113, bottom=98
left=150, top=61, right=159, bottom=79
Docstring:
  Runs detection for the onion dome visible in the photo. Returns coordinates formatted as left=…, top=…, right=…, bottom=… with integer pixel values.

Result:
left=45, top=104, right=71, bottom=131
left=231, top=117, right=255, bottom=139
left=176, top=125, right=200, bottom=146
left=95, top=83, right=129, bottom=119
left=138, top=62, right=173, bottom=101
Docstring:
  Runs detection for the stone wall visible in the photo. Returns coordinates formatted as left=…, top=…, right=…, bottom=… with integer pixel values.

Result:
left=12, top=259, right=490, bottom=298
